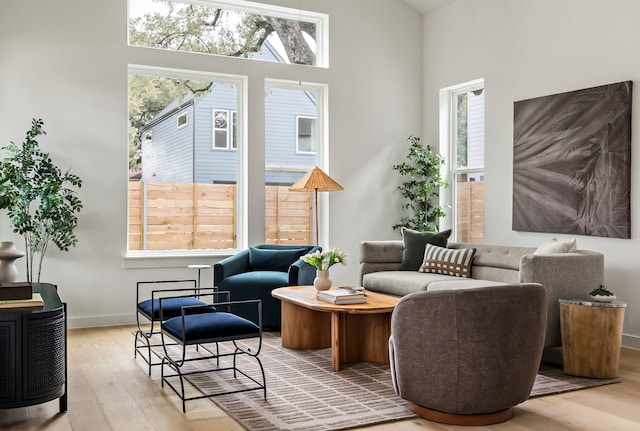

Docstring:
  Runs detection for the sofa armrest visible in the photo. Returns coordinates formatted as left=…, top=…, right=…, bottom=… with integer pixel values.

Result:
left=288, top=246, right=322, bottom=285
left=519, top=250, right=604, bottom=347
left=214, top=249, right=250, bottom=285
left=359, top=240, right=403, bottom=284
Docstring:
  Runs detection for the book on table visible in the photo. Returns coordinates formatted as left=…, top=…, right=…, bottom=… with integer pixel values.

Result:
left=0, top=293, right=44, bottom=309
left=317, top=288, right=366, bottom=304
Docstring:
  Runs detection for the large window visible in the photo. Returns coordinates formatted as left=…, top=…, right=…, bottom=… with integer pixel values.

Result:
left=128, top=0, right=328, bottom=67
left=127, top=0, right=328, bottom=256
left=128, top=66, right=245, bottom=253
left=440, top=79, right=485, bottom=243
left=264, top=81, right=326, bottom=245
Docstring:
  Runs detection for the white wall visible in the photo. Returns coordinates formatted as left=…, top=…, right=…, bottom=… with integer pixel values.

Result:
left=0, top=0, right=423, bottom=327
left=423, top=0, right=640, bottom=348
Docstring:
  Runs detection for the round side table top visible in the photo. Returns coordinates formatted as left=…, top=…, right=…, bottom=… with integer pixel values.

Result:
left=559, top=298, right=627, bottom=308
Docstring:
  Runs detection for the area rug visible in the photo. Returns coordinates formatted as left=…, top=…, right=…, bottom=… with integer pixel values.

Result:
left=151, top=333, right=620, bottom=431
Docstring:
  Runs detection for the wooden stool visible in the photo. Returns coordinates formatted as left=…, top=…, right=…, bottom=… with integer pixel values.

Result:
left=560, top=299, right=626, bottom=378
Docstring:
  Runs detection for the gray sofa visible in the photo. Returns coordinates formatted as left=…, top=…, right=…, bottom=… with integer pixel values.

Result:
left=359, top=240, right=604, bottom=350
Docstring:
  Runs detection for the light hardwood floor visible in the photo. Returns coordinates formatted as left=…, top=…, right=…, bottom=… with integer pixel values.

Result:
left=1, top=324, right=640, bottom=430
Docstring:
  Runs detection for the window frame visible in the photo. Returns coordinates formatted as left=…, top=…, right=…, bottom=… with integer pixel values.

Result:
left=127, top=64, right=248, bottom=258
left=295, top=115, right=317, bottom=154
left=128, top=0, right=330, bottom=68
left=439, top=78, right=485, bottom=241
left=212, top=109, right=238, bottom=150
left=177, top=111, right=188, bottom=129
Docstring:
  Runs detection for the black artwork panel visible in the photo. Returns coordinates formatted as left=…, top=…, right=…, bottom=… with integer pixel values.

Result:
left=513, top=81, right=632, bottom=238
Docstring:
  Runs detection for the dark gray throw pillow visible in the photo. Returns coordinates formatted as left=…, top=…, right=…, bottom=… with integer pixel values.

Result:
left=398, top=228, right=452, bottom=271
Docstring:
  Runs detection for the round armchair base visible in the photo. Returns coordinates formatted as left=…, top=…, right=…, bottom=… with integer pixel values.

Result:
left=408, top=402, right=513, bottom=426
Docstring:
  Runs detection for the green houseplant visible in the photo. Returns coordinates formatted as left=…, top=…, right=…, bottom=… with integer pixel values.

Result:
left=393, top=135, right=448, bottom=232
left=0, top=119, right=83, bottom=282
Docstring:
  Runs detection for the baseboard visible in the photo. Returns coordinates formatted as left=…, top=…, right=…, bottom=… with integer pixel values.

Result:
left=68, top=314, right=137, bottom=329
left=622, top=333, right=640, bottom=350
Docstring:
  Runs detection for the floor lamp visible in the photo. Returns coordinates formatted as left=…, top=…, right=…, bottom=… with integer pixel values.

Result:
left=289, top=166, right=343, bottom=245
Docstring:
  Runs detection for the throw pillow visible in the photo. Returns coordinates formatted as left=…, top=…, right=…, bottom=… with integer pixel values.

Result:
left=398, top=228, right=452, bottom=271
left=533, top=238, right=577, bottom=255
left=248, top=247, right=308, bottom=272
left=419, top=243, right=476, bottom=278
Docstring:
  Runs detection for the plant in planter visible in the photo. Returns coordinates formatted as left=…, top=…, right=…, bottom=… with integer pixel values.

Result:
left=0, top=119, right=83, bottom=282
left=392, top=135, right=448, bottom=232
left=589, top=284, right=616, bottom=302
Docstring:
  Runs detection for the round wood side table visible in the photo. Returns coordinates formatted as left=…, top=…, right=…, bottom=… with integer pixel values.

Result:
left=559, top=298, right=626, bottom=378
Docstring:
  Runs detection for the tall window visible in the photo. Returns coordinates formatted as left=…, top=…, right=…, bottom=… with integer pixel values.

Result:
left=128, top=67, right=244, bottom=252
left=213, top=110, right=237, bottom=149
left=296, top=116, right=317, bottom=153
left=440, top=79, right=484, bottom=243
left=127, top=0, right=329, bottom=256
left=264, top=81, right=325, bottom=245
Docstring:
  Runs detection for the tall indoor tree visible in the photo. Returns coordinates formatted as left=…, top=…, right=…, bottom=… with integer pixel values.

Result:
left=393, top=135, right=448, bottom=232
left=0, top=119, right=83, bottom=282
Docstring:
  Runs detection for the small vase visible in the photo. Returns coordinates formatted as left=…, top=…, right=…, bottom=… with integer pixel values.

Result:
left=0, top=241, right=25, bottom=283
left=313, top=270, right=332, bottom=291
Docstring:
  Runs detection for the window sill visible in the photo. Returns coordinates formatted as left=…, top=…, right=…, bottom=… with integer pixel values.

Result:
left=123, top=249, right=237, bottom=269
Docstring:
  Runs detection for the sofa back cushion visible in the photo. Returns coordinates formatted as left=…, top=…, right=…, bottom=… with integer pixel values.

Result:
left=248, top=247, right=308, bottom=271
left=398, top=228, right=451, bottom=271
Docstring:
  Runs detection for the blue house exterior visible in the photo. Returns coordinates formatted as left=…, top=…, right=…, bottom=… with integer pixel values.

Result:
left=139, top=41, right=317, bottom=185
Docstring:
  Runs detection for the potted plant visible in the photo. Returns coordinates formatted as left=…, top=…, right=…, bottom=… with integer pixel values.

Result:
left=392, top=135, right=448, bottom=232
left=589, top=284, right=616, bottom=302
left=0, top=119, right=83, bottom=283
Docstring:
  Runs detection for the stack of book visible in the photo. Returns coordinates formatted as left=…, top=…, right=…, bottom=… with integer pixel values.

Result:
left=318, top=287, right=366, bottom=305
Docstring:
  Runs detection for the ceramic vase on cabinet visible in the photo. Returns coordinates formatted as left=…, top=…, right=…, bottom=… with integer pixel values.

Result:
left=313, top=270, right=332, bottom=291
left=0, top=242, right=25, bottom=282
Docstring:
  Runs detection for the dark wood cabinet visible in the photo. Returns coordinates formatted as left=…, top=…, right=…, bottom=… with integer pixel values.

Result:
left=0, top=283, right=67, bottom=412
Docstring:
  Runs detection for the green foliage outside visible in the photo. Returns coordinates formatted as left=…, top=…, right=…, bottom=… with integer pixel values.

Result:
left=0, top=119, right=83, bottom=282
left=393, top=136, right=448, bottom=232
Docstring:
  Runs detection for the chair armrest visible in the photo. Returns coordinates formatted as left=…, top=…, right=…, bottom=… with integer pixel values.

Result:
left=288, top=246, right=322, bottom=285
left=214, top=249, right=250, bottom=285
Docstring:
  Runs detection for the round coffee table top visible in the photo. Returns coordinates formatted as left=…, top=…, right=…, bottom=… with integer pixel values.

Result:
left=272, top=285, right=398, bottom=314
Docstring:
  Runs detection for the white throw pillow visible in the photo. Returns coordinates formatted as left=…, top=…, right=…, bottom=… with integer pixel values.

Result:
left=534, top=238, right=577, bottom=255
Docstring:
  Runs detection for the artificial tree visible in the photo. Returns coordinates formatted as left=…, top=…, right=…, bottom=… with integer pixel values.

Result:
left=392, top=135, right=448, bottom=232
left=0, top=119, right=83, bottom=282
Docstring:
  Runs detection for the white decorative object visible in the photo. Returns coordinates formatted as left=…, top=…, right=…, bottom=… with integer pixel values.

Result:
left=590, top=294, right=616, bottom=303
left=313, top=270, right=332, bottom=291
left=0, top=241, right=25, bottom=282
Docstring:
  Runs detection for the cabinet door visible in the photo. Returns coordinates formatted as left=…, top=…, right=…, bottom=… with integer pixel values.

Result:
left=23, top=312, right=66, bottom=401
left=0, top=320, right=17, bottom=403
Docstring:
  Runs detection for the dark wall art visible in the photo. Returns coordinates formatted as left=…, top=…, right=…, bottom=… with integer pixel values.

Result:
left=512, top=81, right=632, bottom=239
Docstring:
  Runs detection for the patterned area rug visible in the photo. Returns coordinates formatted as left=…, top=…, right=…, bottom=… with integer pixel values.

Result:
left=152, top=333, right=620, bottom=431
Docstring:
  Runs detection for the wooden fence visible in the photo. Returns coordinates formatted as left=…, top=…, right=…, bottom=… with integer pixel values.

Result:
left=128, top=182, right=311, bottom=251
left=456, top=180, right=484, bottom=243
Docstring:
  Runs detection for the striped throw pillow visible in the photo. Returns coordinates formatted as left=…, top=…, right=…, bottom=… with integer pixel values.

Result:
left=419, top=244, right=476, bottom=278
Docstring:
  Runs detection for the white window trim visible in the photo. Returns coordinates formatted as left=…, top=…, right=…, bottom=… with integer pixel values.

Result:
left=295, top=115, right=317, bottom=154
left=177, top=111, right=188, bottom=129
left=438, top=78, right=484, bottom=236
left=128, top=0, right=329, bottom=68
left=126, top=64, right=248, bottom=259
left=265, top=78, right=330, bottom=244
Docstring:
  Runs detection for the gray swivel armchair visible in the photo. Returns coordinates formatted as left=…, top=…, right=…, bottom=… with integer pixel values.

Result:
left=389, top=283, right=547, bottom=425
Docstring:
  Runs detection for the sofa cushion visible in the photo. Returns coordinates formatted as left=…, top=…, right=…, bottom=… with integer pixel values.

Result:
left=426, top=278, right=506, bottom=291
left=398, top=228, right=451, bottom=271
left=363, top=271, right=456, bottom=296
left=534, top=238, right=577, bottom=255
left=419, top=244, right=476, bottom=278
left=248, top=247, right=307, bottom=271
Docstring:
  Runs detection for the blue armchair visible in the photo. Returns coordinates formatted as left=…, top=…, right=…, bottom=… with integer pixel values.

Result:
left=214, top=244, right=321, bottom=329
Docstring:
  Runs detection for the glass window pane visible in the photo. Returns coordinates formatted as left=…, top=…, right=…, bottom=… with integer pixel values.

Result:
left=128, top=71, right=239, bottom=251
left=265, top=85, right=320, bottom=245
left=455, top=172, right=484, bottom=243
left=129, top=0, right=323, bottom=66
left=455, top=88, right=484, bottom=169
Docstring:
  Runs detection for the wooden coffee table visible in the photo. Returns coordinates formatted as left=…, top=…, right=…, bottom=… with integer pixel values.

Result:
left=271, top=286, right=399, bottom=371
